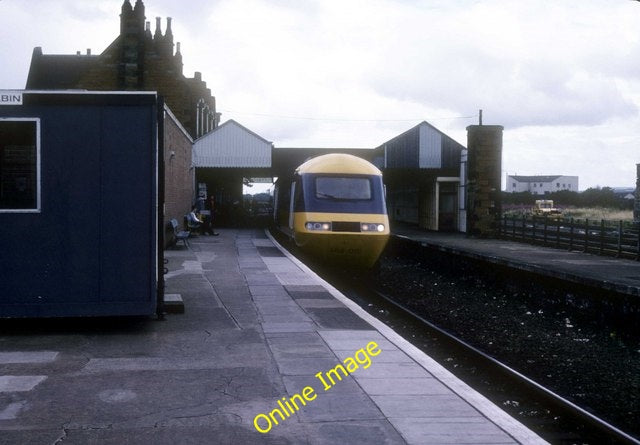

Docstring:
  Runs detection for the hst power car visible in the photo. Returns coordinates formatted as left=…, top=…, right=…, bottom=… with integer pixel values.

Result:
left=274, top=153, right=389, bottom=268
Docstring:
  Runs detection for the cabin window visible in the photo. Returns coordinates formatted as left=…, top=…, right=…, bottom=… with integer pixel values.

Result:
left=0, top=119, right=40, bottom=212
left=315, top=176, right=372, bottom=200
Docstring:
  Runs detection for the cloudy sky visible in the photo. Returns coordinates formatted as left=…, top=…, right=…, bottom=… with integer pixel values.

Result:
left=1, top=0, right=639, bottom=190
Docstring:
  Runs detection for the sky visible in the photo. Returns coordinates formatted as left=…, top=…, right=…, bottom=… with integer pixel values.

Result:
left=1, top=0, right=639, bottom=191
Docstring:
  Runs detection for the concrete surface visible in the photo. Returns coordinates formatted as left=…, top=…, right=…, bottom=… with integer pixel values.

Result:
left=0, top=229, right=547, bottom=444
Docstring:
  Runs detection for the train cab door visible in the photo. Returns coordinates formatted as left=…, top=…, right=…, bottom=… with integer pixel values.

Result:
left=289, top=181, right=296, bottom=230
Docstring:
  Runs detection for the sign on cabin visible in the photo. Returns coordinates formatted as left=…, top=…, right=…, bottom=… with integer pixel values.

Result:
left=0, top=91, right=23, bottom=106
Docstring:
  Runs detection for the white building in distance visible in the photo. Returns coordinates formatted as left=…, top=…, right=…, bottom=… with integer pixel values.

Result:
left=506, top=175, right=579, bottom=194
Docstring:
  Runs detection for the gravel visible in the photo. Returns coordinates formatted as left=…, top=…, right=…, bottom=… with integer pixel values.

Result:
left=374, top=240, right=640, bottom=440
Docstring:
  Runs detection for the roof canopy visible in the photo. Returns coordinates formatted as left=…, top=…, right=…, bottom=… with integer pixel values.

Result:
left=193, top=120, right=272, bottom=168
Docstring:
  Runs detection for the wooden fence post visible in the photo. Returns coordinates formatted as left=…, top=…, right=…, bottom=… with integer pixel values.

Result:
left=584, top=218, right=589, bottom=253
left=617, top=220, right=623, bottom=257
left=637, top=222, right=640, bottom=261
left=532, top=216, right=536, bottom=242
left=569, top=218, right=574, bottom=251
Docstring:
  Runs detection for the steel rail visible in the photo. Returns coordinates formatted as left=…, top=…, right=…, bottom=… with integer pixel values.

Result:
left=359, top=282, right=640, bottom=445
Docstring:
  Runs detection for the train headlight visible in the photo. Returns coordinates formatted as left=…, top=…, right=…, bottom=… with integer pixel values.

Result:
left=305, top=222, right=332, bottom=231
left=361, top=223, right=385, bottom=232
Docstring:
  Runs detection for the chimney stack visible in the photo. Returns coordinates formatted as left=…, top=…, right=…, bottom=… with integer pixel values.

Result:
left=466, top=123, right=504, bottom=237
left=154, top=16, right=162, bottom=40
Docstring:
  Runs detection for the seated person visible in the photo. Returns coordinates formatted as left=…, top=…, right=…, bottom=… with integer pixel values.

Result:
left=187, top=206, right=203, bottom=232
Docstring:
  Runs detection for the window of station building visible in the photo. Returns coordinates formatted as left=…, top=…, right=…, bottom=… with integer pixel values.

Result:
left=0, top=119, right=40, bottom=212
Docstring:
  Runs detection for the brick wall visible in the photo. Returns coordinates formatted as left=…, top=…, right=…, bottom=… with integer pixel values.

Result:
left=163, top=107, right=194, bottom=247
left=466, top=125, right=503, bottom=237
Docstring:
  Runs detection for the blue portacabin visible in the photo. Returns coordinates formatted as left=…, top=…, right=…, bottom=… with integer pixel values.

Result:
left=0, top=91, right=160, bottom=318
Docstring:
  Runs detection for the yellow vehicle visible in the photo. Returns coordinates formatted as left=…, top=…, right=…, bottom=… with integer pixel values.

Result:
left=533, top=200, right=562, bottom=217
left=274, top=154, right=390, bottom=268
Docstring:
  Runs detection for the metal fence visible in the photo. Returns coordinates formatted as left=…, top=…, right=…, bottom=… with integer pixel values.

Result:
left=499, top=215, right=640, bottom=261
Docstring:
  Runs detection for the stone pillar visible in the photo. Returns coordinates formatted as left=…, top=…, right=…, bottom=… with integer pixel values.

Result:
left=634, top=163, right=640, bottom=223
left=466, top=125, right=503, bottom=237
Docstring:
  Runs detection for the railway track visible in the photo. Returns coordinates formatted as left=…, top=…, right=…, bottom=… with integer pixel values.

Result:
left=271, top=233, right=640, bottom=444
left=341, top=279, right=639, bottom=444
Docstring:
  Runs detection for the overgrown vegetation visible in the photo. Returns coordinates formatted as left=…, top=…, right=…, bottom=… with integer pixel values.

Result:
left=503, top=187, right=634, bottom=209
left=560, top=208, right=633, bottom=221
left=502, top=187, right=636, bottom=220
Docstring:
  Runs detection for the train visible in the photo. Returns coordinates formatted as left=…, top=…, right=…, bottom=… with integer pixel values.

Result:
left=273, top=153, right=390, bottom=268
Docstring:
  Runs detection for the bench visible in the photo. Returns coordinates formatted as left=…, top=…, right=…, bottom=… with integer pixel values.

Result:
left=170, top=218, right=190, bottom=248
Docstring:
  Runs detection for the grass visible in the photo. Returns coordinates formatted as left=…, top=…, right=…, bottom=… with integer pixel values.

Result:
left=560, top=207, right=633, bottom=221
left=503, top=205, right=635, bottom=221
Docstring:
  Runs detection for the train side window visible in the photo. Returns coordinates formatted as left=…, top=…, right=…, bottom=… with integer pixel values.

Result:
left=0, top=118, right=40, bottom=212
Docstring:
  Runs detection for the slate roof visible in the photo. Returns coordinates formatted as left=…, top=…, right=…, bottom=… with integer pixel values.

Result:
left=510, top=175, right=562, bottom=183
left=26, top=48, right=100, bottom=89
left=193, top=119, right=273, bottom=168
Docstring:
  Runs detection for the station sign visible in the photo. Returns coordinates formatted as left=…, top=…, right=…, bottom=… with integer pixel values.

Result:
left=245, top=177, right=274, bottom=184
left=0, top=91, right=23, bottom=106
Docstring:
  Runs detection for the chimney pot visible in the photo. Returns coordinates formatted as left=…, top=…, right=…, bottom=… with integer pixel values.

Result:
left=87, top=48, right=91, bottom=55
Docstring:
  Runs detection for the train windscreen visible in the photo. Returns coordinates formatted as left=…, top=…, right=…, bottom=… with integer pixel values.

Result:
left=314, top=177, right=372, bottom=201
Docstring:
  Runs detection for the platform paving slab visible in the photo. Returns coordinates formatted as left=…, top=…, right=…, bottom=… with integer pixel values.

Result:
left=295, top=391, right=386, bottom=423
left=357, top=377, right=452, bottom=396
left=0, top=351, right=58, bottom=364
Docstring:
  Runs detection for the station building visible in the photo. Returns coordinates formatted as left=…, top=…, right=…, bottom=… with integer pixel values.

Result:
left=192, top=119, right=469, bottom=232
left=373, top=122, right=466, bottom=232
left=193, top=120, right=273, bottom=227
left=24, top=0, right=216, bottom=241
left=26, top=0, right=218, bottom=140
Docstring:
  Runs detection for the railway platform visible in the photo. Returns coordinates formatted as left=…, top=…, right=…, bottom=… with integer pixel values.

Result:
left=392, top=224, right=640, bottom=297
left=0, top=229, right=545, bottom=444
